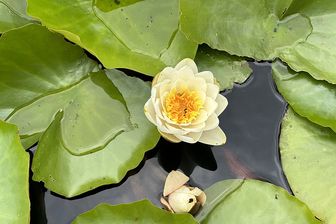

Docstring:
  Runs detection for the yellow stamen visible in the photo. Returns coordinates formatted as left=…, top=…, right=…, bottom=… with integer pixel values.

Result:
left=165, top=87, right=203, bottom=124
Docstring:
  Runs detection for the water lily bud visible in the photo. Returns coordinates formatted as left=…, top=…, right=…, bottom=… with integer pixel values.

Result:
left=144, top=58, right=228, bottom=145
left=168, top=189, right=197, bottom=213
left=161, top=170, right=206, bottom=214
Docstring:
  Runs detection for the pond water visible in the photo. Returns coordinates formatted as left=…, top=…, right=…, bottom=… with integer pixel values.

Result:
left=30, top=62, right=290, bottom=224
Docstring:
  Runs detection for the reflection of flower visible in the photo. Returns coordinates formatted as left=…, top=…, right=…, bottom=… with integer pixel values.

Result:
left=161, top=170, right=206, bottom=214
left=144, top=58, right=228, bottom=145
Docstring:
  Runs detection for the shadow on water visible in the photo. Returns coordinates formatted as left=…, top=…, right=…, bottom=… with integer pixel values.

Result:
left=30, top=62, right=290, bottom=224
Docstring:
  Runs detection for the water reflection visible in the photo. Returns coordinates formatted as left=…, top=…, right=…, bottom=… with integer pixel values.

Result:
left=30, top=62, right=289, bottom=224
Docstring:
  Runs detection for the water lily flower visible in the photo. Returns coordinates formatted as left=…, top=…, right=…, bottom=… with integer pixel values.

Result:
left=160, top=170, right=206, bottom=214
left=144, top=58, right=228, bottom=145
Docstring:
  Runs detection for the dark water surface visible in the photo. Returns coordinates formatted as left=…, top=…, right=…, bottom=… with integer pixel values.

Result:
left=30, top=62, right=289, bottom=224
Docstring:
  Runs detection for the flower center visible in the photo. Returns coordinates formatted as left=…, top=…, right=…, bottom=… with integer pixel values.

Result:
left=165, top=88, right=203, bottom=124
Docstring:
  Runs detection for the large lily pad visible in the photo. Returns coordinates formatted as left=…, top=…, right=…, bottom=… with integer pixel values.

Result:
left=280, top=108, right=336, bottom=223
left=0, top=121, right=30, bottom=224
left=0, top=24, right=111, bottom=151
left=7, top=71, right=132, bottom=155
left=198, top=179, right=319, bottom=224
left=32, top=70, right=160, bottom=197
left=278, top=0, right=336, bottom=84
left=27, top=0, right=197, bottom=75
left=72, top=200, right=197, bottom=224
left=272, top=60, right=336, bottom=133
left=0, top=0, right=33, bottom=33
left=0, top=24, right=97, bottom=120
left=180, top=0, right=311, bottom=60
left=195, top=45, right=252, bottom=91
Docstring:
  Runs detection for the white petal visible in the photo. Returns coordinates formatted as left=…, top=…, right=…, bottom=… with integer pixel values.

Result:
left=163, top=171, right=189, bottom=196
left=144, top=100, right=157, bottom=125
left=168, top=192, right=197, bottom=213
left=164, top=123, right=188, bottom=135
left=155, top=67, right=178, bottom=84
left=191, top=109, right=208, bottom=125
left=203, top=113, right=219, bottom=131
left=215, top=94, right=228, bottom=115
left=160, top=197, right=174, bottom=212
left=182, top=122, right=206, bottom=132
left=176, top=66, right=195, bottom=80
left=195, top=71, right=215, bottom=84
left=199, top=127, right=226, bottom=145
left=159, top=131, right=181, bottom=143
left=203, top=97, right=218, bottom=115
left=175, top=58, right=198, bottom=74
left=175, top=131, right=202, bottom=144
left=206, top=83, right=219, bottom=99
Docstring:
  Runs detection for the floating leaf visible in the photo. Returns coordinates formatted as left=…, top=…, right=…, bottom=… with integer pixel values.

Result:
left=27, top=0, right=197, bottom=75
left=198, top=179, right=319, bottom=224
left=7, top=71, right=132, bottom=155
left=0, top=24, right=97, bottom=120
left=280, top=108, right=336, bottom=223
left=278, top=0, right=336, bottom=84
left=72, top=200, right=197, bottom=224
left=0, top=24, right=102, bottom=150
left=32, top=70, right=160, bottom=197
left=0, top=0, right=33, bottom=33
left=195, top=45, right=252, bottom=91
left=0, top=121, right=30, bottom=224
left=272, top=60, right=336, bottom=133
left=180, top=0, right=311, bottom=60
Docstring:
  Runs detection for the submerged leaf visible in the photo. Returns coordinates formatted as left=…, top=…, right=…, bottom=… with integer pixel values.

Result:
left=195, top=46, right=252, bottom=91
left=72, top=200, right=197, bottom=224
left=279, top=0, right=336, bottom=84
left=27, top=0, right=197, bottom=75
left=280, top=108, right=336, bottom=223
left=180, top=0, right=311, bottom=60
left=32, top=70, right=160, bottom=197
left=0, top=121, right=30, bottom=224
left=272, top=60, right=336, bottom=133
left=198, top=179, right=319, bottom=224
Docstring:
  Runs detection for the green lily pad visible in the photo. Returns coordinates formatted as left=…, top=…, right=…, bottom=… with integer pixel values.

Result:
left=0, top=24, right=97, bottom=120
left=27, top=0, right=197, bottom=75
left=7, top=71, right=132, bottom=155
left=280, top=108, right=336, bottom=223
left=0, top=24, right=117, bottom=152
left=180, top=0, right=311, bottom=60
left=32, top=70, right=160, bottom=197
left=0, top=121, right=30, bottom=224
left=72, top=200, right=197, bottom=224
left=198, top=179, right=319, bottom=224
left=278, top=0, right=336, bottom=84
left=195, top=45, right=252, bottom=91
left=272, top=60, right=336, bottom=133
left=0, top=0, right=33, bottom=33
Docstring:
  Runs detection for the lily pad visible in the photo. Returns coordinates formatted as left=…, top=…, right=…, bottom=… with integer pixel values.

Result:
left=72, top=200, right=197, bottom=224
left=195, top=45, right=252, bottom=91
left=280, top=108, right=336, bottom=223
left=272, top=60, right=336, bottom=133
left=7, top=71, right=132, bottom=155
left=198, top=179, right=319, bottom=224
left=0, top=24, right=105, bottom=150
left=27, top=0, right=197, bottom=75
left=0, top=24, right=97, bottom=120
left=278, top=0, right=336, bottom=84
left=180, top=0, right=311, bottom=60
left=0, top=0, right=33, bottom=33
left=0, top=121, right=30, bottom=224
left=32, top=70, right=160, bottom=197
